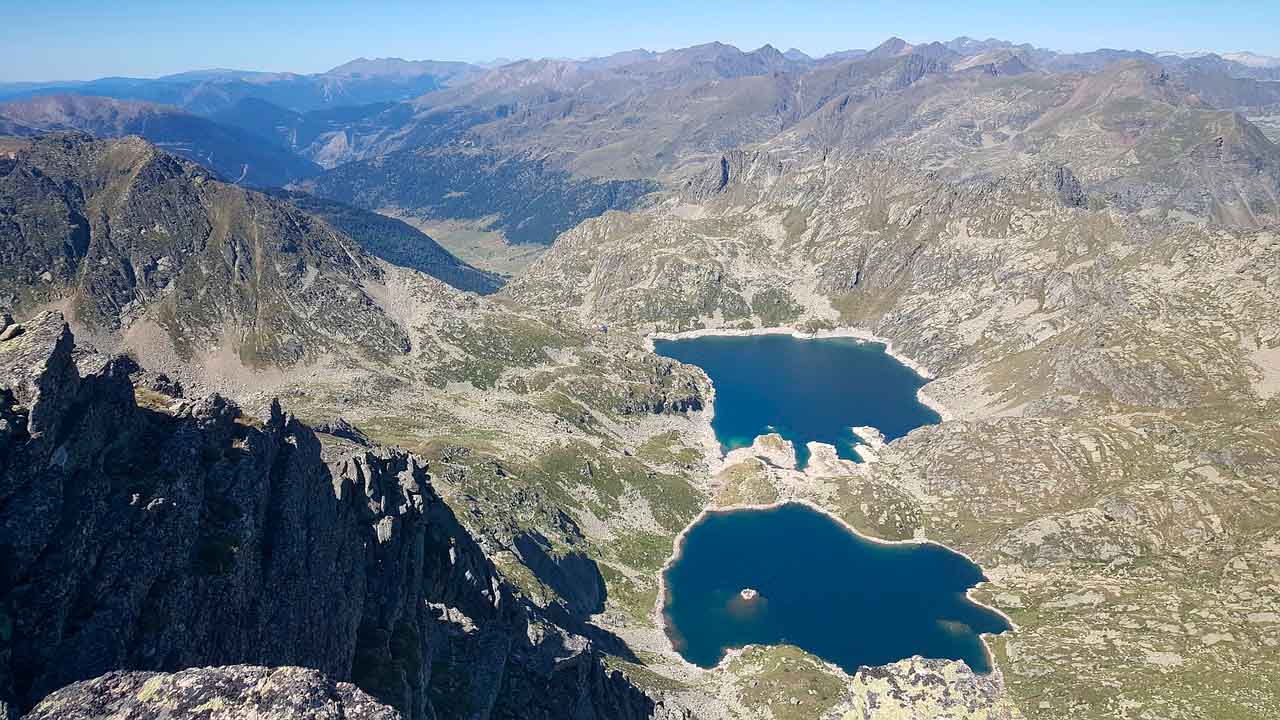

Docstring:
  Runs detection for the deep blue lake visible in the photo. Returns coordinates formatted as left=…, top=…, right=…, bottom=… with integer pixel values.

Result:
left=662, top=503, right=1009, bottom=673
left=652, top=334, right=941, bottom=467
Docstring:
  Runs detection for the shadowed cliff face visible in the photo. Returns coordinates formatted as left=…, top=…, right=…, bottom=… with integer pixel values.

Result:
left=514, top=531, right=608, bottom=616
left=0, top=311, right=676, bottom=720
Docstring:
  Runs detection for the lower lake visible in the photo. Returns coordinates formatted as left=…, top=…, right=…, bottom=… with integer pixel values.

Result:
left=652, top=333, right=940, bottom=467
left=662, top=503, right=1010, bottom=673
left=654, top=333, right=1006, bottom=673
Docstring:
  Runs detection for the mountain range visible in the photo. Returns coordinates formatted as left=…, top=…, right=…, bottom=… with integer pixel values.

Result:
left=3, top=31, right=1280, bottom=720
left=0, top=57, right=481, bottom=113
left=6, top=36, right=1279, bottom=256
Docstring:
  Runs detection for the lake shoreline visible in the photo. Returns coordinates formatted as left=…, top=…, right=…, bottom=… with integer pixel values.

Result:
left=645, top=325, right=1009, bottom=678
left=654, top=497, right=1017, bottom=677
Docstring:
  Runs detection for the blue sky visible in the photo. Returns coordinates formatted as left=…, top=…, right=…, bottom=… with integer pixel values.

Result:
left=3, top=0, right=1278, bottom=82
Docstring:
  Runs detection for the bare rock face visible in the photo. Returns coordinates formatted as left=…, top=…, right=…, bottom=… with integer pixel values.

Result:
left=681, top=150, right=784, bottom=203
left=0, top=311, right=667, bottom=720
left=25, top=666, right=402, bottom=720
left=848, top=657, right=1023, bottom=719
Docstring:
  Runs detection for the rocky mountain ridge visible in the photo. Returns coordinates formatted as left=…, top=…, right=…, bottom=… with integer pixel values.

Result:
left=25, top=666, right=400, bottom=720
left=0, top=59, right=481, bottom=115
left=10, top=37, right=1274, bottom=277
left=0, top=310, right=682, bottom=720
left=274, top=39, right=1280, bottom=269
left=0, top=134, right=512, bottom=367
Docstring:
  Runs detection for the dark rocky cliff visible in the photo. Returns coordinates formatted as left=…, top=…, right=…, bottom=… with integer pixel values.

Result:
left=0, top=311, right=679, bottom=720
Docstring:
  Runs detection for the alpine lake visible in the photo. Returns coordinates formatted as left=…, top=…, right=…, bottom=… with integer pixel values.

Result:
left=653, top=333, right=1009, bottom=674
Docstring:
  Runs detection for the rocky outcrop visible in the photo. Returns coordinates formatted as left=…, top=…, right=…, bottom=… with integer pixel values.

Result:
left=610, top=356, right=707, bottom=415
left=0, top=311, right=670, bottom=720
left=681, top=150, right=784, bottom=202
left=848, top=657, right=1023, bottom=719
left=316, top=416, right=374, bottom=446
left=25, top=665, right=401, bottom=720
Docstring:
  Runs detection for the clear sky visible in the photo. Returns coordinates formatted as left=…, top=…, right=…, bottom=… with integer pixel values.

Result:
left=3, top=0, right=1278, bottom=82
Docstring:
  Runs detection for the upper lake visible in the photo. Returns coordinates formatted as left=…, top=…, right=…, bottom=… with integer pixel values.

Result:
left=652, top=333, right=941, bottom=467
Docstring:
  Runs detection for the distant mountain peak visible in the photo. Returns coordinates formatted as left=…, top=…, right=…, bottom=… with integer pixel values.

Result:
left=1159, top=49, right=1280, bottom=69
left=910, top=41, right=958, bottom=61
left=868, top=36, right=912, bottom=58
left=819, top=48, right=868, bottom=63
left=325, top=57, right=473, bottom=78
left=1222, top=51, right=1280, bottom=68
left=579, top=48, right=657, bottom=71
left=750, top=44, right=787, bottom=62
left=953, top=48, right=1034, bottom=75
left=156, top=68, right=268, bottom=82
left=669, top=40, right=739, bottom=59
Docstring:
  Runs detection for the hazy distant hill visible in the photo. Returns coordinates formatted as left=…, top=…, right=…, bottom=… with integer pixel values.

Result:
left=208, top=97, right=410, bottom=164
left=0, top=95, right=321, bottom=187
left=0, top=57, right=482, bottom=115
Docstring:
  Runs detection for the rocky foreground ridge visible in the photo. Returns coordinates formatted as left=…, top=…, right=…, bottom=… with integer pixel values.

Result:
left=0, top=311, right=682, bottom=719
left=24, top=666, right=399, bottom=720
